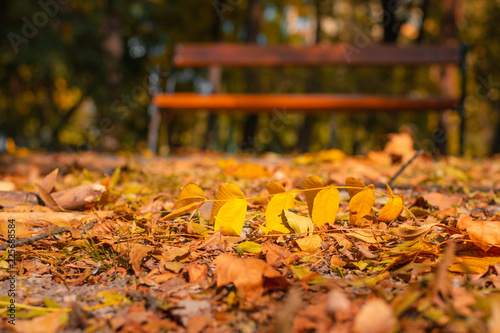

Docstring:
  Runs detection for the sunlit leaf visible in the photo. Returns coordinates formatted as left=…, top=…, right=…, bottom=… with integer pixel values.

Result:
left=214, top=198, right=247, bottom=236
left=303, top=175, right=325, bottom=216
left=349, top=188, right=375, bottom=226
left=266, top=181, right=286, bottom=195
left=378, top=195, right=404, bottom=222
left=237, top=241, right=262, bottom=254
left=282, top=210, right=314, bottom=234
left=210, top=183, right=245, bottom=224
left=265, top=192, right=295, bottom=233
left=175, top=183, right=206, bottom=209
left=295, top=235, right=323, bottom=252
left=345, top=176, right=366, bottom=199
left=312, top=186, right=340, bottom=226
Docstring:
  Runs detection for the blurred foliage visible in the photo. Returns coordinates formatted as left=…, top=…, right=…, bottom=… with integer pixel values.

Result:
left=0, top=0, right=498, bottom=155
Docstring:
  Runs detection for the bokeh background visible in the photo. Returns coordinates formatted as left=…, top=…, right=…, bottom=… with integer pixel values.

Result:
left=1, top=0, right=499, bottom=156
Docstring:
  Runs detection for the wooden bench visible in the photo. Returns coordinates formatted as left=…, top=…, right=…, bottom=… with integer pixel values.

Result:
left=148, top=43, right=467, bottom=154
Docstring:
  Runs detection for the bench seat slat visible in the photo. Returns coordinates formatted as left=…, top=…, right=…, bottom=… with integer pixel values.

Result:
left=174, top=44, right=462, bottom=67
left=153, top=93, right=458, bottom=112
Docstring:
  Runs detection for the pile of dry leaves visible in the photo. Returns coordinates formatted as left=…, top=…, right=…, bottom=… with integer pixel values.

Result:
left=1, top=136, right=500, bottom=332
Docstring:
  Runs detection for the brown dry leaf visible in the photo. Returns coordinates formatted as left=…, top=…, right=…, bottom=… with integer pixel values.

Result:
left=213, top=253, right=286, bottom=301
left=383, top=132, right=415, bottom=163
left=14, top=311, right=67, bottom=333
left=353, top=298, right=396, bottom=333
left=0, top=219, right=31, bottom=238
left=458, top=214, right=500, bottom=252
left=295, top=235, right=323, bottom=253
left=423, top=192, right=462, bottom=210
left=185, top=262, right=208, bottom=283
left=261, top=241, right=295, bottom=268
left=40, top=168, right=59, bottom=193
left=129, top=244, right=154, bottom=275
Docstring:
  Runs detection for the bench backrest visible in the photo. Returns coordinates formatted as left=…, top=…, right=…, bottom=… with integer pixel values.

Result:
left=172, top=43, right=464, bottom=68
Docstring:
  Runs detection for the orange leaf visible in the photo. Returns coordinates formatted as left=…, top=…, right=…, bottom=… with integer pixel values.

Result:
left=303, top=176, right=325, bottom=216
left=378, top=195, right=404, bottom=222
left=458, top=214, right=500, bottom=252
left=345, top=176, right=366, bottom=199
left=213, top=253, right=286, bottom=301
left=349, top=189, right=375, bottom=226
left=266, top=181, right=286, bottom=195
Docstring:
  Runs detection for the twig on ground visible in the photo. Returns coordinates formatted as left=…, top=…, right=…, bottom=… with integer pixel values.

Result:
left=0, top=221, right=96, bottom=251
left=388, top=150, right=424, bottom=187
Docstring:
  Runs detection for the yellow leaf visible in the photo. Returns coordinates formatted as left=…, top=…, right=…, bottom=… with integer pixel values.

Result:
left=265, top=192, right=295, bottom=233
left=295, top=235, right=323, bottom=252
left=385, top=183, right=394, bottom=197
left=282, top=210, right=314, bottom=234
left=349, top=189, right=376, bottom=226
left=450, top=256, right=500, bottom=274
left=317, top=149, right=346, bottom=162
left=214, top=198, right=247, bottom=236
left=164, top=201, right=204, bottom=220
left=312, top=186, right=340, bottom=226
left=235, top=163, right=269, bottom=179
left=237, top=241, right=262, bottom=254
left=303, top=175, right=325, bottom=216
left=210, top=183, right=245, bottom=224
left=175, top=183, right=206, bottom=209
left=266, top=181, right=286, bottom=194
left=345, top=177, right=366, bottom=199
left=378, top=195, right=404, bottom=222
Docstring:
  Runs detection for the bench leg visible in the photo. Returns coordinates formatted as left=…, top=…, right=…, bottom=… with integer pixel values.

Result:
left=147, top=103, right=161, bottom=153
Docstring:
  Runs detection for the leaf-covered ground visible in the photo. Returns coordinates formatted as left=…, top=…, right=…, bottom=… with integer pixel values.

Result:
left=1, top=136, right=500, bottom=333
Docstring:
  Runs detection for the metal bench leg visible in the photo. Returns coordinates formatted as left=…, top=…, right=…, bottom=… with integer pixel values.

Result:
left=147, top=103, right=160, bottom=153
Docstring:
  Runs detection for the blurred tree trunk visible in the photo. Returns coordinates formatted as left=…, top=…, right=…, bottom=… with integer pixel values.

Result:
left=382, top=0, right=401, bottom=43
left=240, top=0, right=262, bottom=152
left=437, top=0, right=459, bottom=155
left=298, top=0, right=322, bottom=153
left=203, top=12, right=222, bottom=151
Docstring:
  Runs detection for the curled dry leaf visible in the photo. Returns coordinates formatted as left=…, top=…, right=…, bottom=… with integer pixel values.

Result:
left=457, top=214, right=500, bottom=252
left=261, top=241, right=296, bottom=268
left=214, top=253, right=287, bottom=301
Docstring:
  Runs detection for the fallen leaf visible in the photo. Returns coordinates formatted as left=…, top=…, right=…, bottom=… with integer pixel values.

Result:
left=265, top=192, right=295, bottom=233
left=210, top=183, right=245, bottom=224
left=295, top=235, right=323, bottom=253
left=213, top=198, right=247, bottom=236
left=303, top=176, right=326, bottom=216
left=282, top=210, right=314, bottom=234
left=354, top=298, right=396, bottom=333
left=312, top=186, right=339, bottom=226
left=213, top=253, right=286, bottom=301
left=349, top=188, right=376, bottom=226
